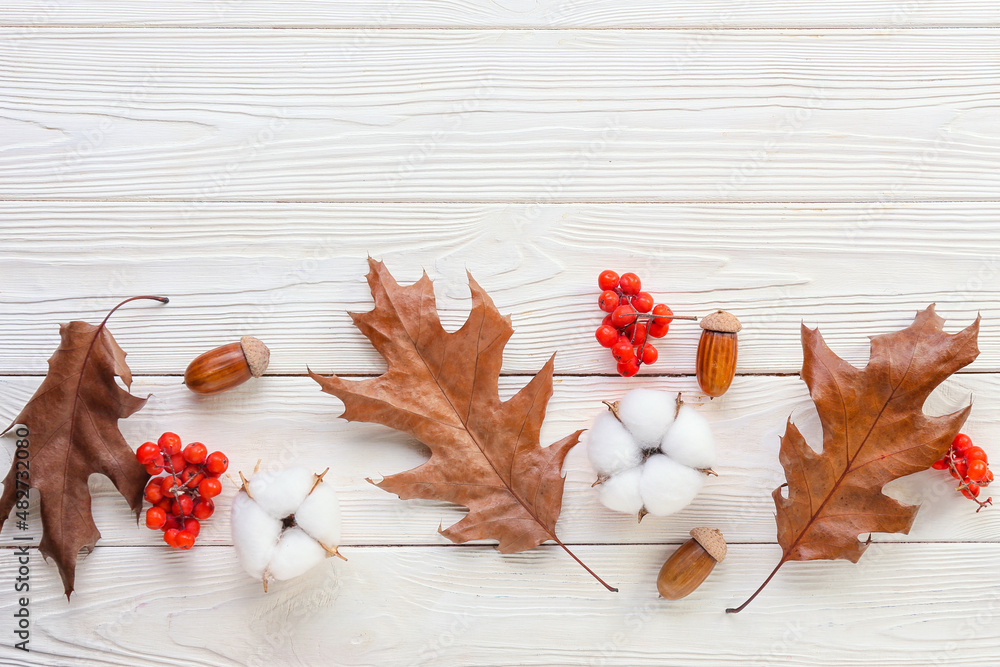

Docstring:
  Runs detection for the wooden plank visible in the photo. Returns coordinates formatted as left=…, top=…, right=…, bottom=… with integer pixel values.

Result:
left=2, top=375, right=997, bottom=546
left=0, top=202, right=996, bottom=375
left=3, top=1, right=999, bottom=28
left=0, top=542, right=995, bottom=665
left=4, top=30, right=1000, bottom=202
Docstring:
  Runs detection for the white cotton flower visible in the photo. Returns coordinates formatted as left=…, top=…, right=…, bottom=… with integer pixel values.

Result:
left=597, top=466, right=644, bottom=514
left=293, top=481, right=342, bottom=548
left=267, top=528, right=329, bottom=582
left=590, top=390, right=716, bottom=520
left=587, top=412, right=644, bottom=476
left=231, top=492, right=282, bottom=578
left=245, top=467, right=317, bottom=520
left=639, top=455, right=704, bottom=516
left=660, top=405, right=716, bottom=470
left=616, top=388, right=677, bottom=448
left=231, top=465, right=344, bottom=590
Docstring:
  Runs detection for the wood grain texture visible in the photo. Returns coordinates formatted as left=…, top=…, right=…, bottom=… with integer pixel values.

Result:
left=5, top=4, right=999, bottom=663
left=0, top=543, right=997, bottom=666
left=3, top=1, right=1000, bottom=28
left=1, top=203, right=996, bottom=374
left=5, top=30, right=1000, bottom=202
left=2, top=375, right=996, bottom=546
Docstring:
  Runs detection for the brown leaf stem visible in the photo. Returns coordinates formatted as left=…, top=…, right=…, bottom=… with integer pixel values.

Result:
left=549, top=533, right=618, bottom=592
left=98, top=296, right=169, bottom=329
left=311, top=260, right=617, bottom=591
left=727, top=306, right=979, bottom=613
left=726, top=558, right=787, bottom=614
left=0, top=294, right=168, bottom=597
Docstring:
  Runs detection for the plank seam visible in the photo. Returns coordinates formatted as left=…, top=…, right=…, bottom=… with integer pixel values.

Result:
left=6, top=199, right=1000, bottom=206
left=2, top=373, right=783, bottom=378
left=3, top=25, right=1000, bottom=31
left=0, top=541, right=994, bottom=549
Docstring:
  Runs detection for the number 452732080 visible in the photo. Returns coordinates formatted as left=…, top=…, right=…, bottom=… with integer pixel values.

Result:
left=13, top=427, right=30, bottom=529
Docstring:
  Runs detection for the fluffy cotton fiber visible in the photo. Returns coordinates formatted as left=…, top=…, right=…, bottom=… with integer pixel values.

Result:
left=231, top=466, right=343, bottom=589
left=587, top=390, right=716, bottom=519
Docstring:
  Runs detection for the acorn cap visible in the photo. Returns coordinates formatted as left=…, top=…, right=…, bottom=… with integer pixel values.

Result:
left=690, top=527, right=726, bottom=563
left=699, top=310, right=742, bottom=334
left=240, top=336, right=271, bottom=377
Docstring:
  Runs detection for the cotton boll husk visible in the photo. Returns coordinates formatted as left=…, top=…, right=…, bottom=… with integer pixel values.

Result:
left=616, top=389, right=677, bottom=448
left=587, top=412, right=644, bottom=476
left=247, top=467, right=317, bottom=519
left=639, top=454, right=705, bottom=516
left=266, top=527, right=328, bottom=581
left=232, top=492, right=283, bottom=578
left=659, top=404, right=716, bottom=470
left=598, top=466, right=645, bottom=514
left=294, top=481, right=341, bottom=549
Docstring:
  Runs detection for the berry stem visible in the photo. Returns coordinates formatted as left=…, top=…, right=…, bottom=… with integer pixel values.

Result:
left=633, top=313, right=699, bottom=322
left=946, top=448, right=993, bottom=511
left=162, top=450, right=189, bottom=521
left=633, top=323, right=650, bottom=369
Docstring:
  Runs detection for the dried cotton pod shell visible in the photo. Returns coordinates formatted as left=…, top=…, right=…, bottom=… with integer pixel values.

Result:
left=696, top=311, right=741, bottom=398
left=184, top=336, right=270, bottom=395
left=656, top=527, right=726, bottom=600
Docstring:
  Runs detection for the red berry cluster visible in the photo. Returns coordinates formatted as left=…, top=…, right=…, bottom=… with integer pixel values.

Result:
left=594, top=270, right=674, bottom=377
left=930, top=433, right=993, bottom=511
left=135, top=432, right=229, bottom=549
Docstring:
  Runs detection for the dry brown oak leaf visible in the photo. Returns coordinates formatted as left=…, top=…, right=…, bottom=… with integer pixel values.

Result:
left=729, top=304, right=980, bottom=613
left=310, top=259, right=615, bottom=590
left=0, top=297, right=165, bottom=598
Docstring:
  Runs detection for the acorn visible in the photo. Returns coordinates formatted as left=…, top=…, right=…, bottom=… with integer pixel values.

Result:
left=184, top=336, right=270, bottom=395
left=696, top=310, right=741, bottom=398
left=656, top=527, right=726, bottom=600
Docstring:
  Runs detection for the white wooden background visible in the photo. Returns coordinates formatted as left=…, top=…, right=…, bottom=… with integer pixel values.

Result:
left=2, top=2, right=1000, bottom=665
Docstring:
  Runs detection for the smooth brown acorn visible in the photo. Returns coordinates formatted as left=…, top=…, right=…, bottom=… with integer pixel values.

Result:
left=184, top=336, right=270, bottom=395
left=696, top=310, right=741, bottom=398
left=656, top=527, right=726, bottom=600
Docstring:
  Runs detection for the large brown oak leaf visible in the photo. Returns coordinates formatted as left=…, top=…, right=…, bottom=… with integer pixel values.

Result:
left=1, top=297, right=165, bottom=598
left=310, top=259, right=614, bottom=590
left=729, top=304, right=980, bottom=613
